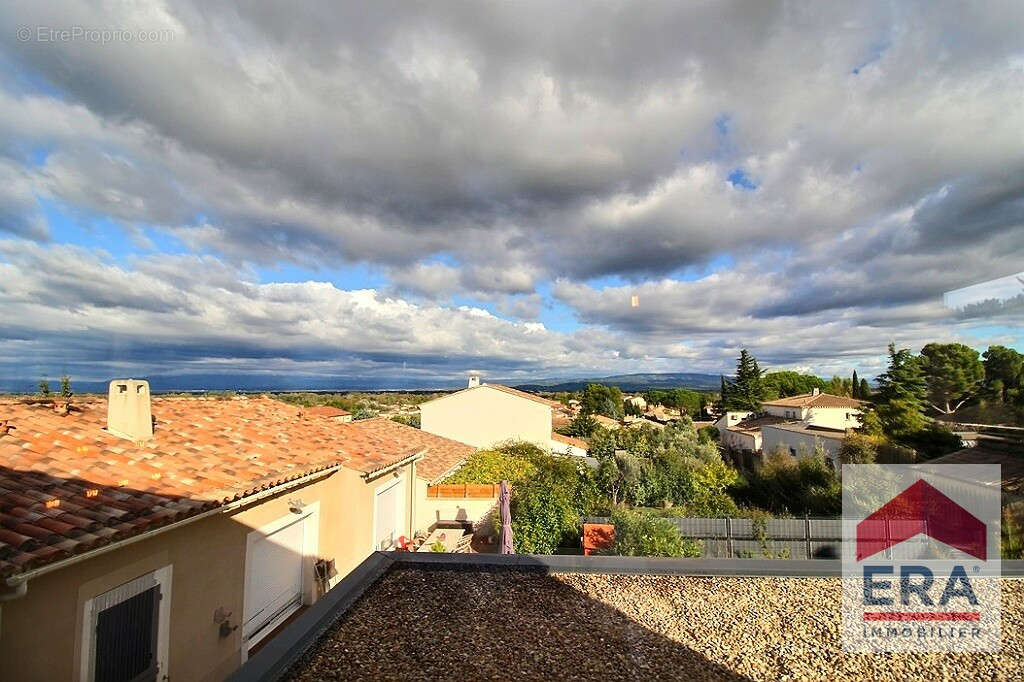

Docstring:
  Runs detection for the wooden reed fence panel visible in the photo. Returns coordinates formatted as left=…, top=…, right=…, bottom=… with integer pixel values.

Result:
left=427, top=483, right=501, bottom=499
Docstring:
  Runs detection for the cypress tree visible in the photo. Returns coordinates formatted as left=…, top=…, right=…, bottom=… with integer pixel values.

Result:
left=852, top=369, right=860, bottom=398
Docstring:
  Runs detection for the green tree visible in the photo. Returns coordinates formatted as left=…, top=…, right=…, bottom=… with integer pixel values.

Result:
left=919, top=343, right=984, bottom=414
left=38, top=379, right=51, bottom=397
left=875, top=343, right=927, bottom=409
left=762, top=371, right=826, bottom=399
left=611, top=509, right=702, bottom=557
left=852, top=370, right=860, bottom=398
left=579, top=384, right=624, bottom=419
left=983, top=345, right=1023, bottom=403
left=59, top=374, right=72, bottom=400
left=567, top=412, right=599, bottom=438
left=723, top=349, right=767, bottom=411
left=876, top=398, right=927, bottom=439
left=859, top=378, right=872, bottom=400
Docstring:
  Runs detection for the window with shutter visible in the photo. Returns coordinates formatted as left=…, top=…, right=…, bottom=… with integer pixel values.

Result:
left=81, top=566, right=171, bottom=682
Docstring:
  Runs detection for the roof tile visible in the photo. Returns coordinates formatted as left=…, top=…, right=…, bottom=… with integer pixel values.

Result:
left=0, top=396, right=420, bottom=578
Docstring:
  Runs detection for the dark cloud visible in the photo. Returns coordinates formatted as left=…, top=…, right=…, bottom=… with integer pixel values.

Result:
left=0, top=1, right=1021, bottom=382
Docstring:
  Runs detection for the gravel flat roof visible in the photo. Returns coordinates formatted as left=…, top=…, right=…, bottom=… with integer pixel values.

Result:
left=284, top=565, right=1023, bottom=681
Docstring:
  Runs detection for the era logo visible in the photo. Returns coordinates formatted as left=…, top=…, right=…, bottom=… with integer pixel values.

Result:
left=862, top=565, right=978, bottom=607
left=842, top=464, right=1000, bottom=652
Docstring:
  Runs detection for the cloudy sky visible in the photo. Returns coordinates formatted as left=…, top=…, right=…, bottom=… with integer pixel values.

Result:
left=0, top=1, right=1022, bottom=390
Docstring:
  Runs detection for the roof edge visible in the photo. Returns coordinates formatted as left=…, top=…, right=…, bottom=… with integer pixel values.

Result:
left=5, top=465, right=343, bottom=586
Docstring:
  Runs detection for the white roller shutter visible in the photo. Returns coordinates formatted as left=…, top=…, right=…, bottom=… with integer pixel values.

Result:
left=244, top=517, right=305, bottom=642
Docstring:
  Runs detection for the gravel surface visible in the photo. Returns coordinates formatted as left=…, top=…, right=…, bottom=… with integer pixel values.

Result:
left=285, top=566, right=1024, bottom=681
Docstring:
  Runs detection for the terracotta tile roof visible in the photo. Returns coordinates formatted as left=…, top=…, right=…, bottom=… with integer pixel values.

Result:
left=305, top=405, right=351, bottom=418
left=0, top=396, right=417, bottom=578
left=347, top=418, right=475, bottom=482
left=551, top=432, right=589, bottom=450
left=761, top=393, right=865, bottom=409
left=593, top=415, right=621, bottom=429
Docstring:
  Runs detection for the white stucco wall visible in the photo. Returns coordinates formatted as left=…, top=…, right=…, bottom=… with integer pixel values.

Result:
left=722, top=427, right=759, bottom=452
left=761, top=426, right=842, bottom=467
left=420, top=385, right=552, bottom=449
left=805, top=407, right=861, bottom=430
left=763, top=405, right=808, bottom=420
left=550, top=438, right=588, bottom=458
left=715, top=411, right=752, bottom=441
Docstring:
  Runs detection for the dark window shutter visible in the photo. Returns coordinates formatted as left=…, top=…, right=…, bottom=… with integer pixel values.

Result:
left=94, top=586, right=160, bottom=682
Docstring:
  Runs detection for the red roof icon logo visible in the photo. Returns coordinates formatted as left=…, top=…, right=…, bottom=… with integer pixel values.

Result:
left=856, top=479, right=987, bottom=561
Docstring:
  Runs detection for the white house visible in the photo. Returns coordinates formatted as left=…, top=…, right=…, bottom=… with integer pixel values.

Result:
left=624, top=395, right=647, bottom=411
left=760, top=389, right=864, bottom=429
left=420, top=378, right=563, bottom=449
left=714, top=391, right=864, bottom=466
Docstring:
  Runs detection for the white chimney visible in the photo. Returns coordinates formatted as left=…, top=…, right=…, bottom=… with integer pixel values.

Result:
left=468, top=375, right=481, bottom=388
left=107, top=379, right=153, bottom=442
left=812, top=387, right=821, bottom=396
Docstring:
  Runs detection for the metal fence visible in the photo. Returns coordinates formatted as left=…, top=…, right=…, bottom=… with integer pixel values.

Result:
left=583, top=516, right=843, bottom=559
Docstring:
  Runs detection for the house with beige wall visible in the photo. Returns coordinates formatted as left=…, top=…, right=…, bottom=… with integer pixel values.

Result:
left=420, top=379, right=562, bottom=450
left=0, top=381, right=465, bottom=682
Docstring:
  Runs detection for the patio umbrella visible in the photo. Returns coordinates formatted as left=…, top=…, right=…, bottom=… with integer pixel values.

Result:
left=499, top=479, right=514, bottom=554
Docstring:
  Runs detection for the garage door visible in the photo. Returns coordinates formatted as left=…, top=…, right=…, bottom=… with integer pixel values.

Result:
left=244, top=517, right=305, bottom=644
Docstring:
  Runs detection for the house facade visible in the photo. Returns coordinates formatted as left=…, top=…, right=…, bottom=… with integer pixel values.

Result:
left=420, top=380, right=562, bottom=450
left=761, top=423, right=846, bottom=468
left=0, top=382, right=467, bottom=682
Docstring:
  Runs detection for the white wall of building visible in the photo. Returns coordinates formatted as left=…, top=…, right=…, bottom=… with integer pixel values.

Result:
left=805, top=407, right=861, bottom=430
left=550, top=438, right=589, bottom=458
left=761, top=426, right=843, bottom=467
left=722, top=427, right=759, bottom=452
left=420, top=385, right=552, bottom=449
left=763, top=405, right=808, bottom=420
left=715, top=411, right=752, bottom=441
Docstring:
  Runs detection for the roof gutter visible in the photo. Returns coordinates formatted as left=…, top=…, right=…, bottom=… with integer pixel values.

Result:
left=361, top=450, right=424, bottom=482
left=4, top=464, right=343, bottom=590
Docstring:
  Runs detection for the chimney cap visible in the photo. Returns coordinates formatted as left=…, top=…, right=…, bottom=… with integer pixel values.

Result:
left=468, top=374, right=481, bottom=388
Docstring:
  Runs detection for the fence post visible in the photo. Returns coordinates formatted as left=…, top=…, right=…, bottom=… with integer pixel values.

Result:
left=726, top=517, right=734, bottom=559
left=804, top=514, right=812, bottom=560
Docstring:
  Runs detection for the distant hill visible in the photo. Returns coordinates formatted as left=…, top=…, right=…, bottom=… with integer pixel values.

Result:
left=510, top=372, right=721, bottom=393
left=0, top=371, right=722, bottom=395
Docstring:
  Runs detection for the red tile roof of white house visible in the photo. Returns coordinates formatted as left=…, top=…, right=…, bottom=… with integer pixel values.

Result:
left=761, top=393, right=865, bottom=409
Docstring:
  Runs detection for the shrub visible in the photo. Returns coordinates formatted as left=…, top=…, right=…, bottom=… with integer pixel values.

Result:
left=511, top=454, right=600, bottom=554
left=390, top=414, right=421, bottom=429
left=732, top=446, right=841, bottom=516
left=697, top=425, right=720, bottom=444
left=839, top=433, right=877, bottom=464
left=443, top=442, right=541, bottom=485
left=610, top=509, right=701, bottom=557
